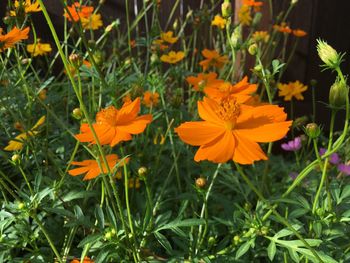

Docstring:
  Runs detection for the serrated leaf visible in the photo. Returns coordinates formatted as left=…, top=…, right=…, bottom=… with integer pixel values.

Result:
left=267, top=241, right=276, bottom=261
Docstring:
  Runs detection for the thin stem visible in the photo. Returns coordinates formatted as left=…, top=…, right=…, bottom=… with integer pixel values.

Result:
left=195, top=164, right=221, bottom=254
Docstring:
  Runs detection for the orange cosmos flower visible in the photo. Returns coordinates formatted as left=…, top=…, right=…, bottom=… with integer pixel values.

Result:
left=0, top=26, right=30, bottom=52
left=199, top=49, right=228, bottom=71
left=160, top=51, right=185, bottom=64
left=10, top=0, right=41, bottom=16
left=175, top=97, right=292, bottom=164
left=142, top=91, right=160, bottom=107
left=243, top=0, right=263, bottom=11
left=160, top=31, right=178, bottom=44
left=70, top=256, right=94, bottom=263
left=68, top=154, right=128, bottom=181
left=238, top=5, right=252, bottom=26
left=204, top=76, right=257, bottom=103
left=186, top=72, right=224, bottom=92
left=292, top=29, right=307, bottom=37
left=278, top=81, right=308, bottom=101
left=152, top=39, right=168, bottom=51
left=75, top=98, right=152, bottom=146
left=64, top=2, right=94, bottom=22
left=273, top=23, right=292, bottom=34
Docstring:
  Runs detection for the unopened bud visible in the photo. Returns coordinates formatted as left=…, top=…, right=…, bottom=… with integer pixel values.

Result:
left=21, top=58, right=31, bottom=65
left=173, top=19, right=178, bottom=31
left=69, top=53, right=82, bottom=68
left=221, top=0, right=231, bottom=18
left=305, top=123, right=321, bottom=139
left=18, top=202, right=25, bottom=210
left=12, top=154, right=21, bottom=163
left=38, top=89, right=47, bottom=100
left=252, top=12, right=262, bottom=27
left=291, top=0, right=298, bottom=5
left=72, top=108, right=83, bottom=119
left=138, top=166, right=148, bottom=177
left=195, top=177, right=207, bottom=188
left=248, top=43, right=258, bottom=55
left=329, top=80, right=348, bottom=108
left=317, top=39, right=341, bottom=69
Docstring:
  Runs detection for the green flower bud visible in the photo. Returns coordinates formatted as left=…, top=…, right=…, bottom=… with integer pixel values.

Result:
left=230, top=26, right=242, bottom=49
left=18, top=202, right=25, bottom=210
left=138, top=166, right=148, bottom=178
left=12, top=154, right=21, bottom=163
left=317, top=39, right=341, bottom=69
left=72, top=108, right=83, bottom=119
left=195, top=177, right=207, bottom=189
left=329, top=80, right=348, bottom=109
left=248, top=43, right=258, bottom=56
left=221, top=0, right=231, bottom=18
left=305, top=123, right=321, bottom=139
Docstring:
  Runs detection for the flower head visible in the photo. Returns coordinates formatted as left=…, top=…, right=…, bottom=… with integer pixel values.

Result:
left=75, top=98, right=152, bottom=147
left=338, top=163, right=350, bottom=175
left=238, top=5, right=252, bottom=26
left=142, top=91, right=160, bottom=107
left=204, top=76, right=257, bottom=103
left=0, top=26, right=30, bottom=52
left=10, top=0, right=41, bottom=16
left=27, top=39, right=52, bottom=56
left=70, top=256, right=94, bottom=263
left=292, top=29, right=307, bottom=37
left=160, top=31, right=178, bottom=44
left=319, top=148, right=340, bottom=165
left=81, top=13, right=103, bottom=30
left=4, top=116, right=46, bottom=151
left=68, top=154, right=128, bottom=181
left=160, top=51, right=185, bottom=64
left=243, top=0, right=263, bottom=11
left=278, top=81, right=308, bottom=101
left=273, top=23, right=292, bottom=34
left=64, top=2, right=94, bottom=22
left=252, top=31, right=270, bottom=43
left=211, top=15, right=227, bottom=29
left=199, top=49, right=228, bottom=71
left=175, top=97, right=292, bottom=164
left=281, top=137, right=302, bottom=151
left=186, top=72, right=224, bottom=92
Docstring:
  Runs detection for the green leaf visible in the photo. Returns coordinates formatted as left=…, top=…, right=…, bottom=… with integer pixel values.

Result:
left=154, top=232, right=172, bottom=254
left=155, top=218, right=205, bottom=231
left=77, top=233, right=102, bottom=248
left=339, top=185, right=350, bottom=204
left=95, top=205, right=105, bottom=230
left=235, top=240, right=251, bottom=259
left=62, top=190, right=97, bottom=202
left=267, top=241, right=276, bottom=261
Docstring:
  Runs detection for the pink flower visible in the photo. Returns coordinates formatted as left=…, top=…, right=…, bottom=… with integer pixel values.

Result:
left=281, top=137, right=302, bottom=151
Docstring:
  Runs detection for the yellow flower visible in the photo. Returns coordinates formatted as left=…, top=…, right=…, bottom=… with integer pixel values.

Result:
left=4, top=116, right=46, bottom=151
left=10, top=0, right=41, bottom=16
left=278, top=81, right=308, bottom=101
left=238, top=5, right=252, bottom=26
left=160, top=51, right=185, bottom=64
left=26, top=39, right=52, bottom=56
left=252, top=31, right=270, bottom=43
left=81, top=13, right=103, bottom=30
left=160, top=31, right=178, bottom=44
left=211, top=15, right=227, bottom=29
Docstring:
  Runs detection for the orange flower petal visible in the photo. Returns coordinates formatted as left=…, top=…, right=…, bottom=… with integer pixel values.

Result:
left=194, top=131, right=235, bottom=163
left=175, top=121, right=225, bottom=146
left=110, top=129, right=132, bottom=146
left=232, top=132, right=267, bottom=164
left=197, top=98, right=223, bottom=125
left=118, top=114, right=153, bottom=134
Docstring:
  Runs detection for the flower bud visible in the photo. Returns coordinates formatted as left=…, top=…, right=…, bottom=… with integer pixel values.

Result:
left=12, top=154, right=21, bottom=163
left=195, top=177, right=207, bottom=188
left=248, top=43, right=258, bottom=56
left=329, top=80, right=348, bottom=108
left=230, top=26, right=242, bottom=49
left=252, top=12, right=262, bottom=27
left=69, top=53, right=82, bottom=68
left=305, top=123, right=321, bottom=139
left=138, top=166, right=148, bottom=177
left=317, top=39, right=341, bottom=69
left=291, top=0, right=298, bottom=5
left=39, top=89, right=47, bottom=100
left=72, top=108, right=83, bottom=119
left=221, top=0, right=231, bottom=18
left=14, top=121, right=24, bottom=131
left=18, top=202, right=25, bottom=210
left=173, top=19, right=178, bottom=31
left=310, top=79, right=317, bottom=87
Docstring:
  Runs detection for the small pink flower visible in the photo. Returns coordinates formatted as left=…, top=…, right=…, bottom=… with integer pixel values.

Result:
left=281, top=137, right=302, bottom=151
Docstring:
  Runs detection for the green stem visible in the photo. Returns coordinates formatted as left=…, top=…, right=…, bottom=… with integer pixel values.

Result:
left=195, top=164, right=221, bottom=254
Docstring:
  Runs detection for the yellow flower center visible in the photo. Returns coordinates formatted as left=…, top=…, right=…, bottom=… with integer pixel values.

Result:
left=216, top=97, right=241, bottom=130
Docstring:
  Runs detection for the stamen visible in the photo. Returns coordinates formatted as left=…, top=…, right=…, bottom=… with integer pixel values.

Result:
left=215, top=97, right=241, bottom=129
